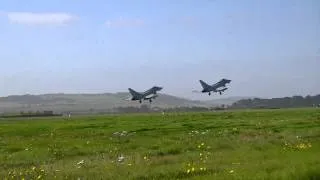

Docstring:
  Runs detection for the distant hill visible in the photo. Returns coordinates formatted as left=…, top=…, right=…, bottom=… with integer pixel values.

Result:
left=0, top=93, right=211, bottom=114
left=1, top=93, right=317, bottom=114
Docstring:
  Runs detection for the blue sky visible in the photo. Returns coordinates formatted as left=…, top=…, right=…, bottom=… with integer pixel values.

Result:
left=0, top=0, right=319, bottom=100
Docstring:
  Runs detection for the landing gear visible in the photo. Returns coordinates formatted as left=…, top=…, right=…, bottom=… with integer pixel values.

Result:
left=219, top=91, right=222, bottom=95
left=139, top=100, right=142, bottom=103
left=149, top=99, right=152, bottom=103
left=208, top=92, right=211, bottom=96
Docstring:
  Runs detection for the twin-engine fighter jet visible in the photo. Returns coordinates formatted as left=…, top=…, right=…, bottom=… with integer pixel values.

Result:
left=197, top=78, right=231, bottom=96
left=126, top=86, right=163, bottom=103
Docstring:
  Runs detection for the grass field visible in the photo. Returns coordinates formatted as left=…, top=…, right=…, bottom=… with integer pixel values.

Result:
left=0, top=108, right=319, bottom=179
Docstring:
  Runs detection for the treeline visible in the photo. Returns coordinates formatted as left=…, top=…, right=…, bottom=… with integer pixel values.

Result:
left=0, top=110, right=62, bottom=118
left=231, top=95, right=320, bottom=109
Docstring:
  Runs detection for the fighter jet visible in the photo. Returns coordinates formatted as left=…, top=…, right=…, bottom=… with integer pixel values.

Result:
left=126, top=86, right=163, bottom=103
left=197, top=78, right=231, bottom=96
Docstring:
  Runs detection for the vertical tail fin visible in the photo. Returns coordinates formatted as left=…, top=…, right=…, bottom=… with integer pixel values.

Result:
left=199, top=80, right=211, bottom=89
left=128, top=88, right=141, bottom=97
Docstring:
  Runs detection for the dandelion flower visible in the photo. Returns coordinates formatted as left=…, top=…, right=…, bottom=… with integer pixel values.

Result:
left=118, top=155, right=125, bottom=162
left=77, top=160, right=85, bottom=165
left=144, top=156, right=147, bottom=160
left=187, top=169, right=190, bottom=173
left=229, top=170, right=234, bottom=173
left=201, top=142, right=205, bottom=146
left=200, top=168, right=203, bottom=171
left=32, top=167, right=36, bottom=171
left=37, top=175, right=42, bottom=179
left=191, top=167, right=195, bottom=172
left=203, top=167, right=207, bottom=171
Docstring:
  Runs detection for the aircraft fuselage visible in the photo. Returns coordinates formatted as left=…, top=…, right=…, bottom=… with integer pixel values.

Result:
left=200, top=79, right=231, bottom=96
left=129, top=86, right=163, bottom=103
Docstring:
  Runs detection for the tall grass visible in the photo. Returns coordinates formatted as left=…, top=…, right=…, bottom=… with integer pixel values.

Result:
left=0, top=108, right=319, bottom=179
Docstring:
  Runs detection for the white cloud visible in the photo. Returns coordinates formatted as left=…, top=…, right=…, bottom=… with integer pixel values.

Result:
left=7, top=12, right=78, bottom=25
left=105, top=17, right=144, bottom=28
